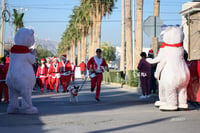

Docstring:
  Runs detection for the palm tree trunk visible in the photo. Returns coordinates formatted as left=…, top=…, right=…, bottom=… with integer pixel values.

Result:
left=88, top=26, right=93, bottom=58
left=92, top=13, right=97, bottom=56
left=70, top=46, right=73, bottom=62
left=72, top=43, right=76, bottom=64
left=125, top=0, right=133, bottom=74
left=96, top=13, right=102, bottom=49
left=77, top=40, right=81, bottom=65
left=81, top=34, right=87, bottom=62
left=66, top=49, right=69, bottom=61
left=120, top=0, right=125, bottom=71
left=135, top=0, right=143, bottom=69
left=82, top=35, right=87, bottom=62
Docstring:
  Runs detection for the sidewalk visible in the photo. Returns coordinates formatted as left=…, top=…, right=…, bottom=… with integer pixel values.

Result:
left=0, top=79, right=200, bottom=133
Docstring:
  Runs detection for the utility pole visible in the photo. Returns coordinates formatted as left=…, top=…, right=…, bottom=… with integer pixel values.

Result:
left=152, top=0, right=160, bottom=55
left=0, top=0, right=6, bottom=57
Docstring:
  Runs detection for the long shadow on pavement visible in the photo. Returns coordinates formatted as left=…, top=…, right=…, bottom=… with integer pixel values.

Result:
left=88, top=116, right=176, bottom=133
left=0, top=79, right=159, bottom=133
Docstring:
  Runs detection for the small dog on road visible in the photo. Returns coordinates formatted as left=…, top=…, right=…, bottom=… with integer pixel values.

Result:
left=67, top=86, right=80, bottom=102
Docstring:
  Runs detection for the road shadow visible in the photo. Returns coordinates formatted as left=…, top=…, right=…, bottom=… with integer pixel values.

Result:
left=88, top=117, right=176, bottom=133
left=28, top=80, right=158, bottom=116
left=1, top=79, right=197, bottom=133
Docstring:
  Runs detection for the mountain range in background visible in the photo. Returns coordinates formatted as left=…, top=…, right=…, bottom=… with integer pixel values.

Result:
left=36, top=39, right=59, bottom=55
left=5, top=38, right=59, bottom=55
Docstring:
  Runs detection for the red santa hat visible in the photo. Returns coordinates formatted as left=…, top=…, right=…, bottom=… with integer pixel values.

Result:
left=6, top=57, right=10, bottom=63
left=61, top=54, right=67, bottom=59
left=148, top=49, right=154, bottom=54
left=41, top=58, right=45, bottom=62
left=46, top=57, right=51, bottom=61
left=52, top=56, right=57, bottom=61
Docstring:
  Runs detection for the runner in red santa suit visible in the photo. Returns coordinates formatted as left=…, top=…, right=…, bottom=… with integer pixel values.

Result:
left=71, top=62, right=76, bottom=82
left=0, top=57, right=9, bottom=103
left=87, top=48, right=109, bottom=102
left=59, top=55, right=72, bottom=93
left=48, top=56, right=60, bottom=92
left=36, top=58, right=48, bottom=93
left=45, top=57, right=51, bottom=91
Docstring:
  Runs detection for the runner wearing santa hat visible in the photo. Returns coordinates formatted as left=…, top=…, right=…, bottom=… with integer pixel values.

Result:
left=36, top=58, right=48, bottom=93
left=71, top=62, right=76, bottom=82
left=45, top=57, right=51, bottom=91
left=87, top=48, right=109, bottom=102
left=59, top=55, right=72, bottom=93
left=48, top=56, right=60, bottom=92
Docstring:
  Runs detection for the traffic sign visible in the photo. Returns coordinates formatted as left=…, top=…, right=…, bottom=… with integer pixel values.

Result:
left=143, top=16, right=163, bottom=38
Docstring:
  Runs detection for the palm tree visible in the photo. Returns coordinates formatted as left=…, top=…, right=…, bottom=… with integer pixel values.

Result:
left=76, top=3, right=90, bottom=63
left=120, top=0, right=125, bottom=71
left=135, top=0, right=143, bottom=69
left=13, top=9, right=24, bottom=33
left=125, top=0, right=133, bottom=73
left=93, top=0, right=116, bottom=54
left=57, top=0, right=117, bottom=63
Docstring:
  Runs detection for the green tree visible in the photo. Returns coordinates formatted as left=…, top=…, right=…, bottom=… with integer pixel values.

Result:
left=36, top=45, right=54, bottom=61
left=101, top=42, right=116, bottom=63
left=13, top=9, right=24, bottom=33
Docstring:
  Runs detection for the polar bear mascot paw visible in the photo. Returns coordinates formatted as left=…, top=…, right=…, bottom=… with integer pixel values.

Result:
left=147, top=25, right=190, bottom=111
left=6, top=28, right=38, bottom=114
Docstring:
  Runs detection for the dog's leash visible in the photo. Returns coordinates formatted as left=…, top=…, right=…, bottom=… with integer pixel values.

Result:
left=79, top=78, right=87, bottom=90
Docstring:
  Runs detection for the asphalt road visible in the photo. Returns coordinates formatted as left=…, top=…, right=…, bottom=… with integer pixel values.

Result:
left=0, top=79, right=200, bottom=133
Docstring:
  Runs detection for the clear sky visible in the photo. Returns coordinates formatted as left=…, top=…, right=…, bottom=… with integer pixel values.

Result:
left=3, top=0, right=193, bottom=47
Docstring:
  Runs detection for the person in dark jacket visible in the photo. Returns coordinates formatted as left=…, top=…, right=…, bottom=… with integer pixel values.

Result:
left=138, top=52, right=151, bottom=99
left=147, top=49, right=158, bottom=94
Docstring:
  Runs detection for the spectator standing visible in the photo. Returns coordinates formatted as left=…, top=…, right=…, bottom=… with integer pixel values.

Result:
left=138, top=52, right=151, bottom=99
left=79, top=60, right=86, bottom=80
left=147, top=49, right=158, bottom=94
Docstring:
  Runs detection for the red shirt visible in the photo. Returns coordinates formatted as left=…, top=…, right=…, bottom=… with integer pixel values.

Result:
left=48, top=63, right=60, bottom=78
left=36, top=65, right=48, bottom=78
left=87, top=56, right=107, bottom=73
left=79, top=62, right=86, bottom=71
left=59, top=61, right=72, bottom=73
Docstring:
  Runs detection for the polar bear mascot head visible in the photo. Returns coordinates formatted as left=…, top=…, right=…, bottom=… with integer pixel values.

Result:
left=14, top=28, right=35, bottom=47
left=6, top=28, right=38, bottom=114
left=147, top=25, right=190, bottom=111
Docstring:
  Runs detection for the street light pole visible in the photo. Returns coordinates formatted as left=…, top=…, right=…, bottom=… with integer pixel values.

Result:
left=0, top=0, right=6, bottom=57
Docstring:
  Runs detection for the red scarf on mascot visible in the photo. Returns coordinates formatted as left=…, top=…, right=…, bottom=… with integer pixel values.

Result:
left=10, top=45, right=31, bottom=54
left=160, top=42, right=183, bottom=48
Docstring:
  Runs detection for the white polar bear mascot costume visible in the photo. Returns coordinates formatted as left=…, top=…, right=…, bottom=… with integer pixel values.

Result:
left=6, top=28, right=38, bottom=114
left=147, top=25, right=190, bottom=111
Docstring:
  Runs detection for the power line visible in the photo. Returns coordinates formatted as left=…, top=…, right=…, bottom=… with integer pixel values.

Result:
left=19, top=18, right=188, bottom=24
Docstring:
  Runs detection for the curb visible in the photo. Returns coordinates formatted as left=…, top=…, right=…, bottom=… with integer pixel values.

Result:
left=102, top=81, right=141, bottom=93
